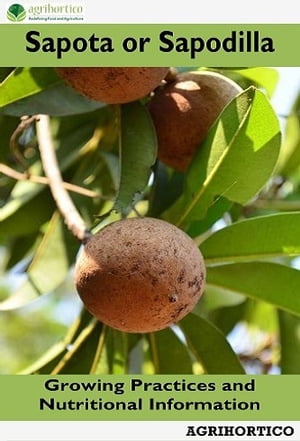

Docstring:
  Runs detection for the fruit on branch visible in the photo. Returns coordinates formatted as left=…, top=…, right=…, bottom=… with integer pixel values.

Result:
left=56, top=67, right=169, bottom=104
left=148, top=70, right=242, bottom=171
left=74, top=217, right=206, bottom=333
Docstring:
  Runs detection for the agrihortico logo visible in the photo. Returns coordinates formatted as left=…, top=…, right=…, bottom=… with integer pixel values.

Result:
left=6, top=2, right=84, bottom=22
left=7, top=3, right=26, bottom=21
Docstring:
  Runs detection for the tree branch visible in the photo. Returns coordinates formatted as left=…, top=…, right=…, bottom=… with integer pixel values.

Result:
left=250, top=198, right=300, bottom=211
left=0, top=163, right=98, bottom=198
left=36, top=114, right=92, bottom=242
left=9, top=115, right=37, bottom=170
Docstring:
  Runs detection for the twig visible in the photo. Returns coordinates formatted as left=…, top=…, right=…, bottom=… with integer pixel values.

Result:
left=248, top=198, right=300, bottom=212
left=9, top=115, right=38, bottom=170
left=164, top=67, right=178, bottom=82
left=0, top=163, right=98, bottom=198
left=36, top=114, right=92, bottom=242
left=89, top=325, right=107, bottom=374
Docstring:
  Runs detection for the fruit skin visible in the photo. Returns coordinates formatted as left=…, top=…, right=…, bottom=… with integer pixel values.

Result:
left=148, top=71, right=242, bottom=171
left=75, top=217, right=206, bottom=333
left=56, top=67, right=169, bottom=104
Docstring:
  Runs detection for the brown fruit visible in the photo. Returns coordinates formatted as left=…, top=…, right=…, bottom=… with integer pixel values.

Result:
left=74, top=217, right=206, bottom=333
left=148, top=71, right=242, bottom=171
left=56, top=67, right=169, bottom=104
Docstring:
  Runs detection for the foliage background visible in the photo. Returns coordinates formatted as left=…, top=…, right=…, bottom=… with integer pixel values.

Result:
left=1, top=67, right=300, bottom=375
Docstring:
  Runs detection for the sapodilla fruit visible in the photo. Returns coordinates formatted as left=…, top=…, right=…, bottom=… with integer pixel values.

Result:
left=74, top=217, right=206, bottom=333
left=56, top=67, right=169, bottom=104
left=148, top=71, right=242, bottom=171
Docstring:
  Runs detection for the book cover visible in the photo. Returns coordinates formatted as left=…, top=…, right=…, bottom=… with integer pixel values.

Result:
left=0, top=1, right=299, bottom=440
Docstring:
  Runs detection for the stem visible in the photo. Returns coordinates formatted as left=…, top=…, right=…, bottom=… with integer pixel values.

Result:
left=249, top=198, right=300, bottom=211
left=89, top=325, right=107, bottom=374
left=148, top=333, right=160, bottom=373
left=51, top=318, right=98, bottom=374
left=164, top=67, right=178, bottom=82
left=0, top=163, right=98, bottom=198
left=36, top=114, right=91, bottom=242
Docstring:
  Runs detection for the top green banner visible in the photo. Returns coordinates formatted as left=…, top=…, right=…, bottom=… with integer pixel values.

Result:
left=0, top=24, right=300, bottom=66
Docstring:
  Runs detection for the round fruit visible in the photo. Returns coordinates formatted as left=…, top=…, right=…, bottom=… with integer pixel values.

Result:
left=74, top=217, right=206, bottom=333
left=148, top=71, right=242, bottom=171
left=56, top=67, right=169, bottom=104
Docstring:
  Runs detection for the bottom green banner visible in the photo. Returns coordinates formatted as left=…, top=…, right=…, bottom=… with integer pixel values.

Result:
left=0, top=375, right=299, bottom=421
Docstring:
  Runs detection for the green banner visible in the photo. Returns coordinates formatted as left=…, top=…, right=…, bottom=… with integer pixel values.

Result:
left=0, top=24, right=299, bottom=66
left=1, top=375, right=299, bottom=420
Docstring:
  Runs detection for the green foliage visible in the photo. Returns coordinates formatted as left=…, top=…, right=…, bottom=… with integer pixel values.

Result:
left=201, top=212, right=300, bottom=263
left=276, top=91, right=300, bottom=177
left=230, top=67, right=279, bottom=97
left=207, top=262, right=300, bottom=315
left=278, top=311, right=300, bottom=374
left=180, top=314, right=244, bottom=374
left=0, top=66, right=299, bottom=375
left=113, top=102, right=157, bottom=215
left=164, top=87, right=281, bottom=227
left=147, top=328, right=193, bottom=374
left=0, top=68, right=104, bottom=116
left=0, top=213, right=78, bottom=310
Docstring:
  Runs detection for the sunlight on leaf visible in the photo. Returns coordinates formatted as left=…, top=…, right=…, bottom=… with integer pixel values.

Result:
left=164, top=87, right=281, bottom=227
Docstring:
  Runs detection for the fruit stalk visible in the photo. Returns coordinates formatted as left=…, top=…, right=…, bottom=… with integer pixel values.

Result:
left=36, top=114, right=91, bottom=242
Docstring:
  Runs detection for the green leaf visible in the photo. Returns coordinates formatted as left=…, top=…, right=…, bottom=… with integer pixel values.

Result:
left=187, top=196, right=232, bottom=238
left=165, top=87, right=281, bottom=227
left=276, top=111, right=300, bottom=176
left=0, top=213, right=78, bottom=310
left=200, top=285, right=245, bottom=312
left=208, top=302, right=248, bottom=336
left=0, top=68, right=14, bottom=83
left=207, top=262, right=300, bottom=316
left=105, top=329, right=130, bottom=374
left=0, top=188, right=55, bottom=242
left=5, top=233, right=37, bottom=270
left=278, top=310, right=300, bottom=374
left=179, top=314, right=245, bottom=374
left=276, top=89, right=300, bottom=177
left=148, top=163, right=184, bottom=217
left=148, top=327, right=193, bottom=374
left=113, top=102, right=157, bottom=215
left=0, top=68, right=104, bottom=116
left=22, top=311, right=104, bottom=375
left=201, top=212, right=300, bottom=264
left=233, top=68, right=279, bottom=97
left=103, top=331, right=141, bottom=374
left=0, top=68, right=60, bottom=105
left=50, top=320, right=104, bottom=374
left=244, top=299, right=278, bottom=333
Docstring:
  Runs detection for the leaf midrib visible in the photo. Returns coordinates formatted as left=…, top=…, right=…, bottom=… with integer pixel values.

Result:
left=176, top=91, right=253, bottom=227
left=204, top=250, right=300, bottom=265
